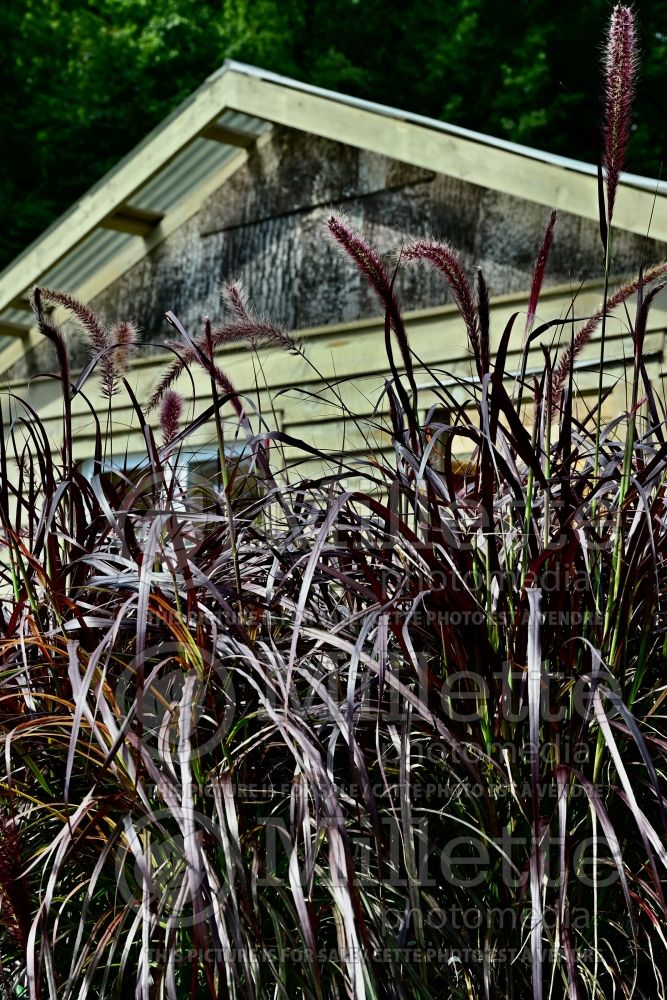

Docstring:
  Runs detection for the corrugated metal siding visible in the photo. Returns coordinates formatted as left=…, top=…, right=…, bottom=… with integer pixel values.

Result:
left=0, top=110, right=268, bottom=351
left=131, top=113, right=267, bottom=213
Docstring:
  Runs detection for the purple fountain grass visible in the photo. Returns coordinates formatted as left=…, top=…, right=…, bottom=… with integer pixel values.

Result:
left=209, top=317, right=295, bottom=351
left=326, top=215, right=415, bottom=387
left=39, top=287, right=107, bottom=357
left=159, top=389, right=183, bottom=445
left=221, top=279, right=251, bottom=321
left=30, top=287, right=73, bottom=478
left=0, top=814, right=32, bottom=955
left=37, top=287, right=138, bottom=399
left=476, top=267, right=491, bottom=376
left=94, top=319, right=139, bottom=397
left=148, top=298, right=294, bottom=413
left=603, top=5, right=637, bottom=224
left=401, top=238, right=483, bottom=375
left=12, top=262, right=667, bottom=998
left=109, top=319, right=138, bottom=371
left=30, top=288, right=70, bottom=386
left=149, top=347, right=244, bottom=417
left=525, top=210, right=558, bottom=337
left=551, top=261, right=667, bottom=414
left=6, top=8, right=667, bottom=997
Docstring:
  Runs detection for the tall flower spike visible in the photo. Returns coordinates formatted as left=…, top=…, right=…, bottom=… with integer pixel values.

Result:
left=525, top=210, right=558, bottom=337
left=603, top=5, right=637, bottom=224
left=326, top=216, right=415, bottom=387
left=159, top=389, right=183, bottom=445
left=402, top=239, right=481, bottom=376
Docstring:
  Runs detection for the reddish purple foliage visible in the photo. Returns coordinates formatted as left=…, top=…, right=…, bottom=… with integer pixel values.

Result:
left=476, top=267, right=491, bottom=376
left=0, top=814, right=32, bottom=953
left=526, top=210, right=558, bottom=336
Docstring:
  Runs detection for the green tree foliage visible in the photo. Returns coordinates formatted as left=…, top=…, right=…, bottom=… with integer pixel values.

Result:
left=1, top=0, right=665, bottom=270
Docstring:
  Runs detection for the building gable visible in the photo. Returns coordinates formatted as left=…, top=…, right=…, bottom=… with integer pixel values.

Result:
left=0, top=61, right=665, bottom=378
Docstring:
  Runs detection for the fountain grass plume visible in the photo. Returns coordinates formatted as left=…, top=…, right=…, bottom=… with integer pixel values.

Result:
left=551, top=262, right=667, bottom=415
left=603, top=5, right=637, bottom=224
left=149, top=347, right=244, bottom=417
left=401, top=238, right=482, bottom=376
left=110, top=320, right=138, bottom=371
left=526, top=210, right=558, bottom=337
left=159, top=389, right=183, bottom=445
left=149, top=291, right=295, bottom=412
left=221, top=279, right=251, bottom=321
left=326, top=215, right=415, bottom=389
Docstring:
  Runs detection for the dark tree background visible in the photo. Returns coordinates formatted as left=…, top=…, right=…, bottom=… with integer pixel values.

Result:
left=1, top=0, right=665, bottom=270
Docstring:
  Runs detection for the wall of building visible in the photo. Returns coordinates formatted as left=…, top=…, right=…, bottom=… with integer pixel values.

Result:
left=6, top=124, right=664, bottom=381
left=87, top=126, right=662, bottom=353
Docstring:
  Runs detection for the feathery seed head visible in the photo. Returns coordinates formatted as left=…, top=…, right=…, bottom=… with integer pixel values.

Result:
left=526, top=210, right=558, bottom=337
left=603, top=5, right=637, bottom=223
left=159, top=389, right=183, bottom=445
left=110, top=320, right=138, bottom=370
left=222, top=280, right=250, bottom=321
left=326, top=215, right=414, bottom=386
left=402, top=239, right=481, bottom=374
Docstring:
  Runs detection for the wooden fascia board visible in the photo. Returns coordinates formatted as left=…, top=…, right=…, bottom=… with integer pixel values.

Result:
left=225, top=72, right=667, bottom=243
left=0, top=320, right=30, bottom=338
left=200, top=122, right=256, bottom=147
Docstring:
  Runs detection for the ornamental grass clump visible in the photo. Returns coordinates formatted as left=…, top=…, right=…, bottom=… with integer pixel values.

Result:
left=0, top=6, right=666, bottom=1000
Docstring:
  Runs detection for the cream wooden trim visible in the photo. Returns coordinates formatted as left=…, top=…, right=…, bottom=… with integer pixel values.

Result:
left=0, top=330, right=42, bottom=375
left=200, top=122, right=256, bottom=147
left=227, top=73, right=666, bottom=243
left=0, top=320, right=31, bottom=338
left=99, top=205, right=164, bottom=236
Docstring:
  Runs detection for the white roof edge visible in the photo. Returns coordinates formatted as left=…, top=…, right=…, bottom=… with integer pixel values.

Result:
left=221, top=60, right=667, bottom=196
